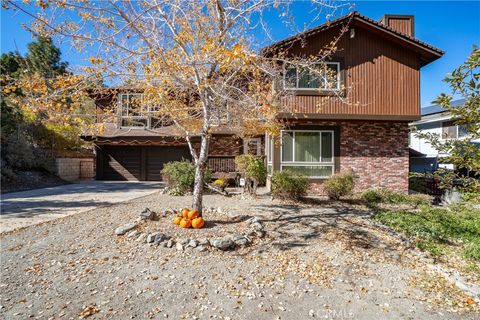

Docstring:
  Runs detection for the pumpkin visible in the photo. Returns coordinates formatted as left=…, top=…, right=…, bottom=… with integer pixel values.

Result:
left=179, top=218, right=192, bottom=228
left=173, top=216, right=182, bottom=225
left=181, top=208, right=190, bottom=218
left=187, top=210, right=199, bottom=220
left=191, top=217, right=205, bottom=229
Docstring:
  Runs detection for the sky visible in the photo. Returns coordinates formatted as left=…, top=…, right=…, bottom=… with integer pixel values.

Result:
left=1, top=1, right=479, bottom=107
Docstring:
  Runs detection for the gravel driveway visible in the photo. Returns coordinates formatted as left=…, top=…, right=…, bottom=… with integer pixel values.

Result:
left=0, top=191, right=478, bottom=319
left=0, top=181, right=163, bottom=233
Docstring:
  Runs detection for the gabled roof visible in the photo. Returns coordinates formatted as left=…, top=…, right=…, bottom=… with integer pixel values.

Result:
left=421, top=99, right=465, bottom=116
left=262, top=11, right=444, bottom=67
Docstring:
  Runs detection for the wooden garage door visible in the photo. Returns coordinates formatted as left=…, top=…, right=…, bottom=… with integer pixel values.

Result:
left=98, top=146, right=191, bottom=181
left=101, top=146, right=142, bottom=181
left=146, top=146, right=191, bottom=181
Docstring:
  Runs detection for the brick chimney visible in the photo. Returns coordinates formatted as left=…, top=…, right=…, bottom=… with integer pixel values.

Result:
left=380, top=14, right=414, bottom=37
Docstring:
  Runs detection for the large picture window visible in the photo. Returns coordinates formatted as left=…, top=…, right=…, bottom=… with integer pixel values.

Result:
left=284, top=62, right=340, bottom=91
left=281, top=130, right=334, bottom=178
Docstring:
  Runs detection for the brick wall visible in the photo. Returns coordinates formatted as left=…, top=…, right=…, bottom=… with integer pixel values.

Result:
left=288, top=120, right=409, bottom=194
left=56, top=158, right=95, bottom=181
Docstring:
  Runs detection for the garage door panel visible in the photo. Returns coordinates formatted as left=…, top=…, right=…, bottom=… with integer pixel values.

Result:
left=146, top=146, right=191, bottom=181
left=99, top=145, right=191, bottom=181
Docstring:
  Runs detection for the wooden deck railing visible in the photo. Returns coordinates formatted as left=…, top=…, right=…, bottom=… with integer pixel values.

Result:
left=207, top=156, right=237, bottom=173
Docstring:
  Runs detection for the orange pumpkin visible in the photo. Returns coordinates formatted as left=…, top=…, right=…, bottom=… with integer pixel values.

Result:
left=181, top=208, right=189, bottom=218
left=187, top=210, right=199, bottom=220
left=179, top=218, right=192, bottom=228
left=173, top=216, right=182, bottom=225
left=191, top=217, right=205, bottom=229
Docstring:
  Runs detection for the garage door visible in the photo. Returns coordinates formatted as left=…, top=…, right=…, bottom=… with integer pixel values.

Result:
left=98, top=146, right=191, bottom=181
left=146, top=146, right=191, bottom=181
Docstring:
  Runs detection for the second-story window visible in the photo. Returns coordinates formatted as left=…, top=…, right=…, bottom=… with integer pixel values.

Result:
left=284, top=62, right=340, bottom=91
left=118, top=93, right=165, bottom=129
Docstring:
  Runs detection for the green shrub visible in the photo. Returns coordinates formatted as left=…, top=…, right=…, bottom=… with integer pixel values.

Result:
left=235, top=154, right=267, bottom=194
left=361, top=188, right=430, bottom=207
left=409, top=175, right=427, bottom=193
left=373, top=203, right=480, bottom=261
left=161, top=160, right=211, bottom=195
left=323, top=170, right=356, bottom=200
left=463, top=238, right=480, bottom=261
left=271, top=170, right=308, bottom=201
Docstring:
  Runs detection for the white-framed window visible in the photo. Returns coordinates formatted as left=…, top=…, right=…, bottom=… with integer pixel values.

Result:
left=266, top=134, right=273, bottom=175
left=280, top=130, right=334, bottom=178
left=442, top=120, right=468, bottom=140
left=118, top=93, right=161, bottom=128
left=284, top=62, right=340, bottom=91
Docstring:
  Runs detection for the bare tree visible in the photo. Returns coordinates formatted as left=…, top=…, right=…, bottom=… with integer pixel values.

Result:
left=3, top=0, right=351, bottom=214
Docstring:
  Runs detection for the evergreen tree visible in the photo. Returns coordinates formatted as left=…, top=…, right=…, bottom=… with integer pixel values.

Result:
left=24, top=37, right=68, bottom=77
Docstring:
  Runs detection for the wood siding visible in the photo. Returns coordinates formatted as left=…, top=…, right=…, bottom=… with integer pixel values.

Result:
left=387, top=18, right=413, bottom=36
left=280, top=24, right=421, bottom=120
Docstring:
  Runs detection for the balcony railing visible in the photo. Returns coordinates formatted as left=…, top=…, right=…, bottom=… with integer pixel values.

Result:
left=208, top=156, right=237, bottom=173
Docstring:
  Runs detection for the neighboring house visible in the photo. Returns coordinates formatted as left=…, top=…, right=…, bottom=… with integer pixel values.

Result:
left=409, top=99, right=479, bottom=173
left=83, top=11, right=443, bottom=193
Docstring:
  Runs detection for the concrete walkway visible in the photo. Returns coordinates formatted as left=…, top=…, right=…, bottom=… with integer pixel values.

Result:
left=0, top=181, right=164, bottom=233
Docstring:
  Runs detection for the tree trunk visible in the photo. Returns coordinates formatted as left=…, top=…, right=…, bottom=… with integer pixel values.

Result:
left=192, top=134, right=209, bottom=215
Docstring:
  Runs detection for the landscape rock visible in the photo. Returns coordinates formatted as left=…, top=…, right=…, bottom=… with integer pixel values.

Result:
left=231, top=234, right=251, bottom=246
left=210, top=237, right=234, bottom=251
left=146, top=232, right=160, bottom=243
left=254, top=230, right=266, bottom=238
left=251, top=221, right=264, bottom=231
left=164, top=208, right=177, bottom=216
left=126, top=230, right=141, bottom=238
left=166, top=239, right=175, bottom=248
left=226, top=211, right=247, bottom=222
left=198, top=238, right=210, bottom=246
left=176, top=243, right=184, bottom=251
left=139, top=208, right=157, bottom=221
left=154, top=233, right=167, bottom=245
left=187, top=239, right=198, bottom=248
left=136, top=233, right=147, bottom=243
left=114, top=223, right=137, bottom=235
left=179, top=238, right=189, bottom=246
left=196, top=245, right=207, bottom=252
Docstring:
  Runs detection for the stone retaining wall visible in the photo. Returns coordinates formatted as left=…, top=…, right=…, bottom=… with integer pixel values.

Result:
left=56, top=158, right=95, bottom=181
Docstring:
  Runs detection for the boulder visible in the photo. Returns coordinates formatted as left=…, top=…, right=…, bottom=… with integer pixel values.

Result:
left=251, top=221, right=264, bottom=231
left=176, top=243, right=184, bottom=251
left=146, top=232, right=160, bottom=243
left=114, top=223, right=137, bottom=235
left=179, top=238, right=189, bottom=246
left=154, top=233, right=167, bottom=245
left=187, top=239, right=198, bottom=248
left=198, top=238, right=210, bottom=246
left=139, top=208, right=157, bottom=221
left=196, top=245, right=208, bottom=252
left=231, top=234, right=251, bottom=247
left=166, top=239, right=175, bottom=248
left=210, top=237, right=234, bottom=251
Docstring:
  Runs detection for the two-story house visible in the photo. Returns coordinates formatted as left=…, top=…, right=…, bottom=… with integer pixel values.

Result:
left=84, top=12, right=443, bottom=193
left=409, top=99, right=479, bottom=173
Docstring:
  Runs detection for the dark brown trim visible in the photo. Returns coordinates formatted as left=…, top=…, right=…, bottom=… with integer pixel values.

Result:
left=277, top=113, right=421, bottom=121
